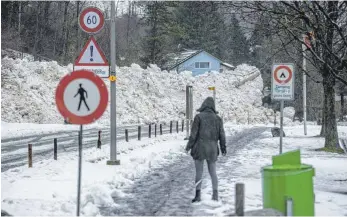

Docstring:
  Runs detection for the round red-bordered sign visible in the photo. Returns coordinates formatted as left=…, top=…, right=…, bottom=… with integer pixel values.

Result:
left=274, top=65, right=293, bottom=84
left=56, top=70, right=108, bottom=125
left=79, top=7, right=105, bottom=34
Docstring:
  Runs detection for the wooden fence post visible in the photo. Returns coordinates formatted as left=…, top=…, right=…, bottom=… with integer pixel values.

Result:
left=97, top=130, right=102, bottom=148
left=182, top=120, right=184, bottom=132
left=160, top=124, right=163, bottom=135
left=28, top=144, right=32, bottom=168
left=148, top=124, right=152, bottom=138
left=170, top=121, right=173, bottom=134
left=138, top=126, right=141, bottom=141
left=54, top=138, right=57, bottom=160
left=155, top=124, right=157, bottom=137
left=235, top=183, right=245, bottom=216
left=125, top=129, right=129, bottom=142
left=176, top=121, right=179, bottom=133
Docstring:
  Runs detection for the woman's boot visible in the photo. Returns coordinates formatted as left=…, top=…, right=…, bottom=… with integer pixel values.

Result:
left=212, top=190, right=218, bottom=201
left=192, top=190, right=201, bottom=203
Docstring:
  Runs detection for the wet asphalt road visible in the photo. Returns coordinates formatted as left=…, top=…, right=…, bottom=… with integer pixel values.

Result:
left=1, top=124, right=177, bottom=172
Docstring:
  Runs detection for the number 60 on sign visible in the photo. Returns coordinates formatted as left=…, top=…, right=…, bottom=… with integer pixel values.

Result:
left=79, top=7, right=105, bottom=34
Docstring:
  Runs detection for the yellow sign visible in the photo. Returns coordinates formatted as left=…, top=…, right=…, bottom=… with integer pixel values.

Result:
left=109, top=75, right=117, bottom=82
left=208, top=86, right=215, bottom=90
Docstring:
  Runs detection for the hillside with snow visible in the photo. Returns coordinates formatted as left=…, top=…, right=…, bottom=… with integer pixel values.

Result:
left=1, top=53, right=277, bottom=125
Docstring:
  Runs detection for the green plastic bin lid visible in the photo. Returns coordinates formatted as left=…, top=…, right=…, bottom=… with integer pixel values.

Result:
left=262, top=163, right=313, bottom=171
left=262, top=149, right=313, bottom=171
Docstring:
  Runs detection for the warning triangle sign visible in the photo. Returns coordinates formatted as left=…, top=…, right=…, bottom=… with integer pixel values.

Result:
left=75, top=36, right=109, bottom=66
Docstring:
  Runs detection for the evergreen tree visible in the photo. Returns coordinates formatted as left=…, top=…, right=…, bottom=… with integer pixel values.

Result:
left=141, top=1, right=176, bottom=67
left=225, top=14, right=250, bottom=66
left=174, top=2, right=226, bottom=59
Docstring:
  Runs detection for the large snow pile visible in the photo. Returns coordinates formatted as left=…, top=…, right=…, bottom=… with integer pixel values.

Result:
left=1, top=56, right=276, bottom=125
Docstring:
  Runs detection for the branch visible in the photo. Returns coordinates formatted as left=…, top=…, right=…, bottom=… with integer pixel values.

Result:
left=313, top=1, right=347, bottom=48
left=263, top=5, right=347, bottom=85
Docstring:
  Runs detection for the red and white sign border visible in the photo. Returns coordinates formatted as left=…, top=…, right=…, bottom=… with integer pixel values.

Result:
left=55, top=70, right=108, bottom=125
left=74, top=36, right=109, bottom=66
left=271, top=63, right=295, bottom=101
left=274, top=65, right=293, bottom=84
left=79, top=7, right=105, bottom=34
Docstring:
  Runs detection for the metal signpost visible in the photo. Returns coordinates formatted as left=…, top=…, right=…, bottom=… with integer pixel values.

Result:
left=185, top=85, right=193, bottom=140
left=55, top=70, right=109, bottom=216
left=302, top=33, right=313, bottom=136
left=271, top=64, right=295, bottom=154
left=208, top=86, right=216, bottom=109
left=56, top=6, right=111, bottom=216
left=107, top=1, right=120, bottom=166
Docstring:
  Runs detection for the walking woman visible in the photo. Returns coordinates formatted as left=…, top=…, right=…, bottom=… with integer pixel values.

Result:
left=185, top=97, right=226, bottom=202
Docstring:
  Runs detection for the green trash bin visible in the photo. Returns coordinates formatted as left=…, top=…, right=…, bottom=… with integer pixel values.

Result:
left=261, top=149, right=315, bottom=216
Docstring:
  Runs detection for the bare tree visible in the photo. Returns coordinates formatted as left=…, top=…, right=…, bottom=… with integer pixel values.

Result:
left=231, top=1, right=347, bottom=150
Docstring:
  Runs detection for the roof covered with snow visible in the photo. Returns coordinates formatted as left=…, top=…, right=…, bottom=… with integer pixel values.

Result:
left=164, top=49, right=233, bottom=71
left=164, top=49, right=203, bottom=70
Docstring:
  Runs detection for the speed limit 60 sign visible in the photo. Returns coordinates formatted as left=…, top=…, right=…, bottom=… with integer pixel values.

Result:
left=271, top=63, right=295, bottom=101
left=79, top=7, right=105, bottom=34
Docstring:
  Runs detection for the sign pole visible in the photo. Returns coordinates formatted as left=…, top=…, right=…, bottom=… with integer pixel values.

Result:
left=302, top=42, right=307, bottom=136
left=213, top=88, right=216, bottom=110
left=107, top=0, right=120, bottom=165
left=189, top=86, right=193, bottom=131
left=280, top=100, right=284, bottom=154
left=208, top=86, right=216, bottom=109
left=185, top=85, right=190, bottom=140
left=271, top=63, right=295, bottom=155
left=76, top=125, right=83, bottom=216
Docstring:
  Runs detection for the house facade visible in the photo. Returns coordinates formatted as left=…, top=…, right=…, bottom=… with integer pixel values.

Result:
left=166, top=50, right=234, bottom=76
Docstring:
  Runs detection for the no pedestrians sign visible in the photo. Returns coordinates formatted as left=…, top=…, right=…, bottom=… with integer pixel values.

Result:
left=55, top=70, right=109, bottom=125
left=271, top=63, right=295, bottom=101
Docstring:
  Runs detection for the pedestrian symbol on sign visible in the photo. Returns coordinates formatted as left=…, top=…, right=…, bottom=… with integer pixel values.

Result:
left=280, top=73, right=286, bottom=78
left=74, top=84, right=90, bottom=111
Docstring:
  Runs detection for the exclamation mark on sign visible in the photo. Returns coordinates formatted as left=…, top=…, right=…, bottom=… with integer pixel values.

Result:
left=90, top=46, right=94, bottom=62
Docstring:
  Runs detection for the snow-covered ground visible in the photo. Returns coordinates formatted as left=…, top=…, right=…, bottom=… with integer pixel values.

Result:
left=2, top=124, right=346, bottom=216
left=1, top=55, right=277, bottom=125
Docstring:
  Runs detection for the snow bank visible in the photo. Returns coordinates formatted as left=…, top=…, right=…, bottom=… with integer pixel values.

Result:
left=1, top=125, right=247, bottom=216
left=1, top=56, right=275, bottom=125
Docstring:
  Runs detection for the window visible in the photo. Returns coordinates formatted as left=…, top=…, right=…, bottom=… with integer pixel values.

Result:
left=195, top=62, right=210, bottom=69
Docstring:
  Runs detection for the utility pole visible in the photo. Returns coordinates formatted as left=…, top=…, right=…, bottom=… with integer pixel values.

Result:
left=107, top=0, right=120, bottom=165
left=185, top=85, right=193, bottom=140
left=302, top=34, right=309, bottom=136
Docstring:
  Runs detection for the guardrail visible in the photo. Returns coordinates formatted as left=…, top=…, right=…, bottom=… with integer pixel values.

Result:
left=26, top=120, right=186, bottom=168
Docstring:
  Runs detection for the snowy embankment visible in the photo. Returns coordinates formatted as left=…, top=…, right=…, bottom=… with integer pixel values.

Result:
left=1, top=54, right=277, bottom=125
left=2, top=124, right=346, bottom=216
